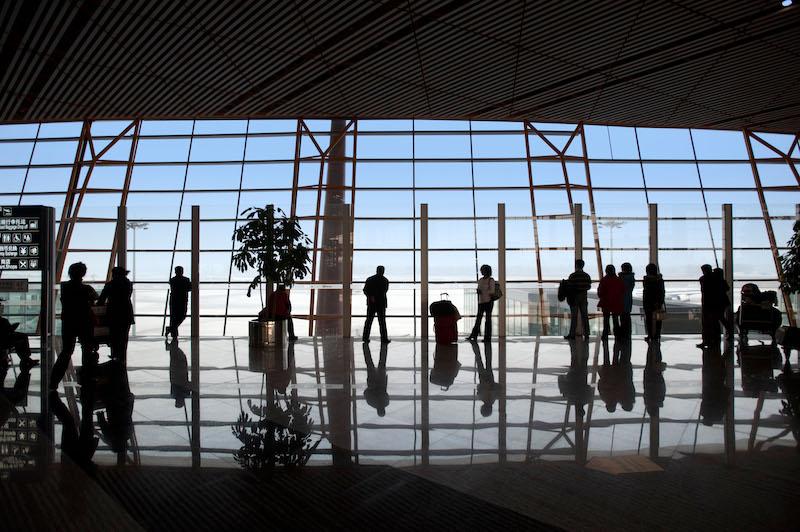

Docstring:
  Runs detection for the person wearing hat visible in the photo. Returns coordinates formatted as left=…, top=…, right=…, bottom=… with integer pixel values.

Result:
left=98, top=266, right=134, bottom=362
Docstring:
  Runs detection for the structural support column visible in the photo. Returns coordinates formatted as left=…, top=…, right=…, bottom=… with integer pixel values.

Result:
left=116, top=206, right=127, bottom=271
left=190, top=205, right=200, bottom=469
left=420, top=204, right=429, bottom=340
left=573, top=203, right=583, bottom=262
left=498, top=203, right=506, bottom=338
left=649, top=204, right=658, bottom=265
left=722, top=204, right=734, bottom=305
left=342, top=203, right=352, bottom=338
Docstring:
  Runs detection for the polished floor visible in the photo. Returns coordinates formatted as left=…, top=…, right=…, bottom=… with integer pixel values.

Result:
left=2, top=333, right=799, bottom=530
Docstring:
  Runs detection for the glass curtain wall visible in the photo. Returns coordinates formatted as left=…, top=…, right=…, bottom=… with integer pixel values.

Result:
left=0, top=119, right=797, bottom=336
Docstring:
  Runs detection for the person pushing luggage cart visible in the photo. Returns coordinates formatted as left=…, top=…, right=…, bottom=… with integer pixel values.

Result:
left=430, top=293, right=461, bottom=344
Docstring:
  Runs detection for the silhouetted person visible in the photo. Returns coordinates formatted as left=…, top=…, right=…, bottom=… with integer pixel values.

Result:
left=642, top=263, right=665, bottom=342
left=598, top=264, right=624, bottom=338
left=51, top=262, right=98, bottom=390
left=267, top=283, right=297, bottom=341
left=619, top=262, right=636, bottom=335
left=565, top=259, right=591, bottom=339
left=700, top=345, right=729, bottom=426
left=363, top=341, right=389, bottom=416
left=363, top=266, right=390, bottom=343
left=698, top=265, right=731, bottom=348
left=98, top=266, right=134, bottom=362
left=0, top=298, right=36, bottom=366
left=471, top=339, right=497, bottom=417
left=168, top=266, right=192, bottom=339
left=168, top=339, right=191, bottom=408
left=469, top=264, right=496, bottom=342
left=713, top=267, right=732, bottom=338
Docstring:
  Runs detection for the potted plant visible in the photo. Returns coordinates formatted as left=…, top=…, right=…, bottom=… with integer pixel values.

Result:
left=232, top=204, right=312, bottom=345
left=781, top=221, right=800, bottom=295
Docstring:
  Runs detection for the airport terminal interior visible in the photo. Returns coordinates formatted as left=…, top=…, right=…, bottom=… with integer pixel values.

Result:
left=1, top=1, right=799, bottom=530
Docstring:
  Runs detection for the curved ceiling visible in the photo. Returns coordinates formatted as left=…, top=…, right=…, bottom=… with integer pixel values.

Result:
left=1, top=0, right=799, bottom=131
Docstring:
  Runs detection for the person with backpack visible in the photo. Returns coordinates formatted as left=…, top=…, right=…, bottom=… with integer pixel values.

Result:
left=565, top=259, right=592, bottom=340
left=468, top=264, right=500, bottom=342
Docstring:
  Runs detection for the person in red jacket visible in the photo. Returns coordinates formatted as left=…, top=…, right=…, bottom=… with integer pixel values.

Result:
left=597, top=264, right=625, bottom=339
left=267, top=284, right=297, bottom=341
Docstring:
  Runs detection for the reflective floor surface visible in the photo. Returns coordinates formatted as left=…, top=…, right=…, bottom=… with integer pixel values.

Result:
left=2, top=334, right=799, bottom=530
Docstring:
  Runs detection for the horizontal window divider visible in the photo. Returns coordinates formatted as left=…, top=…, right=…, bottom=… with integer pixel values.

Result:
left=2, top=156, right=798, bottom=171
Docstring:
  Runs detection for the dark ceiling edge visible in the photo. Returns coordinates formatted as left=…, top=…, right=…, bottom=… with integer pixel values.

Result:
left=0, top=113, right=797, bottom=135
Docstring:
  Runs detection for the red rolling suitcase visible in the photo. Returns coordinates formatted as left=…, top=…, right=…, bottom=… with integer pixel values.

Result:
left=431, top=293, right=460, bottom=344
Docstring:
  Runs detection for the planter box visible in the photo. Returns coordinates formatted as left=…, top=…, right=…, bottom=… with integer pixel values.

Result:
left=248, top=319, right=287, bottom=347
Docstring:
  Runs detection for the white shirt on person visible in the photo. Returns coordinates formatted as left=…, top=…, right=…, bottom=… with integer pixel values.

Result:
left=477, top=277, right=496, bottom=304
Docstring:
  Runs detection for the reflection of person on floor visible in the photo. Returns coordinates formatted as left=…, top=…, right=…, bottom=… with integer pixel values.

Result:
left=267, top=284, right=297, bottom=341
left=559, top=338, right=591, bottom=463
left=167, top=339, right=191, bottom=408
left=98, top=266, right=134, bottom=362
left=96, top=361, right=134, bottom=454
left=168, top=266, right=192, bottom=339
left=598, top=336, right=635, bottom=413
left=700, top=345, right=729, bottom=426
left=471, top=339, right=497, bottom=417
left=363, top=341, right=389, bottom=416
left=643, top=340, right=666, bottom=419
left=565, top=260, right=591, bottom=340
left=0, top=356, right=36, bottom=429
left=51, top=262, right=99, bottom=390
left=0, top=299, right=37, bottom=365
left=49, top=390, right=97, bottom=470
left=363, top=266, right=390, bottom=343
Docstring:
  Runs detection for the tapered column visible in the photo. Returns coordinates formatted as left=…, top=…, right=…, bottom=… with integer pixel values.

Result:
left=649, top=204, right=658, bottom=265
left=498, top=203, right=506, bottom=338
left=116, top=205, right=127, bottom=270
left=342, top=203, right=352, bottom=338
left=420, top=204, right=429, bottom=340
left=191, top=205, right=200, bottom=468
left=573, top=203, right=583, bottom=262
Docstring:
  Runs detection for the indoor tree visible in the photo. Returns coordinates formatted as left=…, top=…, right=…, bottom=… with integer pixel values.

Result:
left=232, top=204, right=312, bottom=319
left=781, top=220, right=800, bottom=295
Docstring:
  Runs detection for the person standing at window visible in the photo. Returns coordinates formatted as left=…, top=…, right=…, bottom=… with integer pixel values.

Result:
left=642, top=263, right=666, bottom=342
left=363, top=266, right=390, bottom=343
left=565, top=259, right=592, bottom=340
left=51, top=262, right=98, bottom=390
left=619, top=262, right=636, bottom=335
left=168, top=266, right=192, bottom=339
left=597, top=264, right=624, bottom=338
left=468, top=264, right=496, bottom=342
left=97, top=266, right=134, bottom=362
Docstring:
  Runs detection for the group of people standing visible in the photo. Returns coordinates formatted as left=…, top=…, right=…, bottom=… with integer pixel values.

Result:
left=563, top=259, right=667, bottom=341
left=49, top=263, right=192, bottom=390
